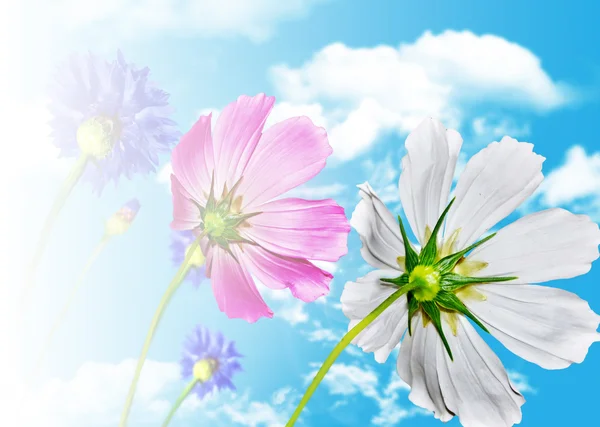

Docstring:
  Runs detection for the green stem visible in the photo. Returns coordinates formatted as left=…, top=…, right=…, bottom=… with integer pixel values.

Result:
left=33, top=234, right=111, bottom=375
left=285, top=283, right=417, bottom=427
left=21, top=155, right=89, bottom=308
left=119, top=240, right=198, bottom=427
left=161, top=379, right=199, bottom=427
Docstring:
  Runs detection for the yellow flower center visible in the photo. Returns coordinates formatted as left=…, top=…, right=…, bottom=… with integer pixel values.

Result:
left=192, top=358, right=218, bottom=382
left=76, top=116, right=120, bottom=159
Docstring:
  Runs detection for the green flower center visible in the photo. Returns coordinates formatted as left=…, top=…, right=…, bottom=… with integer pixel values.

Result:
left=192, top=358, right=218, bottom=382
left=76, top=116, right=121, bottom=159
left=410, top=266, right=441, bottom=301
left=384, top=198, right=518, bottom=361
left=196, top=177, right=260, bottom=259
left=204, top=211, right=226, bottom=237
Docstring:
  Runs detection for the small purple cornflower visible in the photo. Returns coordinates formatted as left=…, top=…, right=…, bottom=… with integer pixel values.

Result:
left=170, top=230, right=206, bottom=287
left=105, top=199, right=141, bottom=236
left=48, top=50, right=180, bottom=193
left=180, top=326, right=243, bottom=399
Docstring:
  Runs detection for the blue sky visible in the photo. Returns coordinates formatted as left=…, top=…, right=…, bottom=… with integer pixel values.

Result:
left=3, top=0, right=600, bottom=426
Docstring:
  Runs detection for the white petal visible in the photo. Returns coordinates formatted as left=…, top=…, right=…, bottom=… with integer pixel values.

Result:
left=398, top=314, right=524, bottom=427
left=469, top=208, right=600, bottom=283
left=445, top=137, right=545, bottom=250
left=399, top=118, right=463, bottom=245
left=464, top=284, right=600, bottom=370
left=351, top=183, right=405, bottom=270
left=397, top=313, right=453, bottom=422
left=341, top=269, right=408, bottom=363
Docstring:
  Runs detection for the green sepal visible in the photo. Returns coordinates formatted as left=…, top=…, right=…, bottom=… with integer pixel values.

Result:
left=435, top=232, right=496, bottom=274
left=434, top=290, right=489, bottom=333
left=419, top=198, right=455, bottom=266
left=397, top=215, right=419, bottom=272
left=421, top=301, right=453, bottom=361
left=219, top=178, right=243, bottom=212
left=440, top=273, right=517, bottom=292
left=407, top=293, right=419, bottom=336
left=381, top=273, right=409, bottom=286
left=205, top=172, right=217, bottom=213
left=224, top=211, right=261, bottom=228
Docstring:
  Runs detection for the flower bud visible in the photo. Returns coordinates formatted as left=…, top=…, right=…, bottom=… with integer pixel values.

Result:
left=105, top=199, right=140, bottom=236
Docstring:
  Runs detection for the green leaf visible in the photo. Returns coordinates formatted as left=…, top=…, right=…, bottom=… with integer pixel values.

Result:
left=435, top=232, right=496, bottom=274
left=407, top=294, right=419, bottom=336
left=421, top=301, right=453, bottom=360
left=419, top=198, right=455, bottom=266
left=440, top=273, right=517, bottom=292
left=435, top=291, right=489, bottom=333
left=397, top=215, right=419, bottom=272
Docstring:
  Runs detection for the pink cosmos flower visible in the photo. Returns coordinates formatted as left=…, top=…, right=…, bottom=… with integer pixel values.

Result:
left=170, top=94, right=350, bottom=322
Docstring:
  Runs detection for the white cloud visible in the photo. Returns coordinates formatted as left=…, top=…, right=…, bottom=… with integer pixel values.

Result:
left=16, top=359, right=180, bottom=427
left=507, top=370, right=536, bottom=394
left=205, top=388, right=298, bottom=427
left=277, top=299, right=310, bottom=325
left=271, top=30, right=571, bottom=161
left=156, top=161, right=173, bottom=188
left=307, top=363, right=379, bottom=398
left=52, top=0, right=326, bottom=43
left=539, top=145, right=600, bottom=206
left=303, top=322, right=341, bottom=343
left=472, top=116, right=531, bottom=140
left=309, top=361, right=533, bottom=425
left=261, top=286, right=309, bottom=326
left=264, top=101, right=328, bottom=129
left=308, top=362, right=422, bottom=425
left=287, top=183, right=347, bottom=199
left=362, top=154, right=401, bottom=204
left=13, top=359, right=298, bottom=427
left=1, top=101, right=69, bottom=185
left=272, top=387, right=293, bottom=405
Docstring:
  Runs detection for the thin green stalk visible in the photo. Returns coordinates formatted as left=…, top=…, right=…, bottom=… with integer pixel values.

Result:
left=33, top=234, right=111, bottom=375
left=162, top=379, right=199, bottom=427
left=21, top=155, right=89, bottom=308
left=285, top=283, right=418, bottom=427
left=119, top=240, right=198, bottom=427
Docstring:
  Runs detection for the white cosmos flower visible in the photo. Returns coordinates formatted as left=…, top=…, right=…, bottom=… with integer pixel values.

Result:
left=341, top=118, right=600, bottom=427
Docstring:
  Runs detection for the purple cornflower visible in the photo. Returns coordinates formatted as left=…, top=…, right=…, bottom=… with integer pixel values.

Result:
left=105, top=199, right=141, bottom=236
left=170, top=230, right=206, bottom=287
left=48, top=50, right=180, bottom=193
left=180, top=326, right=243, bottom=399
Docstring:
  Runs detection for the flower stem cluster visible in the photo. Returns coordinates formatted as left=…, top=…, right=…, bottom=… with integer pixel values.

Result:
left=383, top=199, right=517, bottom=360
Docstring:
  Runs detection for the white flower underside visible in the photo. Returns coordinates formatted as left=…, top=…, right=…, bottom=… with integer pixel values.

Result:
left=342, top=118, right=600, bottom=427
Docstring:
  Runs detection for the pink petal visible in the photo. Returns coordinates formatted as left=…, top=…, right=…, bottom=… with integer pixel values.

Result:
left=170, top=175, right=200, bottom=230
left=243, top=245, right=332, bottom=302
left=212, top=94, right=275, bottom=195
left=246, top=198, right=350, bottom=261
left=208, top=246, right=273, bottom=323
left=239, top=116, right=332, bottom=209
left=171, top=114, right=214, bottom=205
